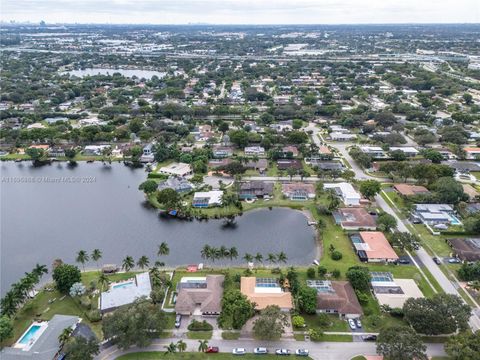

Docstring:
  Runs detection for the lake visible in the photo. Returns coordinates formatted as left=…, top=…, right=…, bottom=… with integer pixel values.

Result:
left=64, top=68, right=166, bottom=79
left=0, top=162, right=317, bottom=295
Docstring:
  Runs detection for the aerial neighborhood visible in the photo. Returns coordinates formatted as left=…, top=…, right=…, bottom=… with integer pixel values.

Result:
left=1, top=21, right=480, bottom=360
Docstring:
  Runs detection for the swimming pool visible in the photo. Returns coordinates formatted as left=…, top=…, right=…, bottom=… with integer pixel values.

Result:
left=449, top=215, right=462, bottom=225
left=112, top=281, right=134, bottom=289
left=18, top=325, right=41, bottom=345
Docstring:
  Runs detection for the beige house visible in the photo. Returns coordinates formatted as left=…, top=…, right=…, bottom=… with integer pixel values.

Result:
left=240, top=277, right=292, bottom=311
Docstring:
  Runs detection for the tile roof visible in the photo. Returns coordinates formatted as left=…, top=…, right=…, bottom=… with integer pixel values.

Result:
left=175, top=275, right=225, bottom=315
left=240, top=277, right=292, bottom=310
left=315, top=281, right=363, bottom=315
left=359, top=232, right=399, bottom=261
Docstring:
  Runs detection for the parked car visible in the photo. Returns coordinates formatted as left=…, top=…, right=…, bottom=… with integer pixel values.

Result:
left=355, top=319, right=362, bottom=328
left=206, top=347, right=219, bottom=353
left=254, top=347, right=269, bottom=355
left=348, top=319, right=356, bottom=330
left=362, top=335, right=377, bottom=342
left=275, top=349, right=291, bottom=356
left=295, top=349, right=309, bottom=356
left=448, top=258, right=461, bottom=264
left=433, top=257, right=441, bottom=265
left=174, top=315, right=181, bottom=328
left=397, top=258, right=410, bottom=265
left=232, top=348, right=246, bottom=355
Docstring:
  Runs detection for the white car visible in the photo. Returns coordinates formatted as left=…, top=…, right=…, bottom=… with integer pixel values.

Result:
left=275, top=349, right=291, bottom=356
left=254, top=347, right=268, bottom=354
left=348, top=319, right=356, bottom=330
left=355, top=319, right=362, bottom=328
left=232, top=348, right=246, bottom=355
left=295, top=349, right=309, bottom=357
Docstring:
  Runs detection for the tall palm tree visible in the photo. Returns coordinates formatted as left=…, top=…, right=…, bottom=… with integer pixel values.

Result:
left=254, top=253, right=263, bottom=265
left=219, top=246, right=229, bottom=261
left=267, top=253, right=277, bottom=266
left=201, top=244, right=212, bottom=266
left=177, top=340, right=187, bottom=353
left=91, top=249, right=102, bottom=270
left=58, top=327, right=73, bottom=345
left=198, top=340, right=209, bottom=352
left=32, top=264, right=48, bottom=278
left=76, top=250, right=89, bottom=272
left=137, top=255, right=150, bottom=270
left=277, top=251, right=288, bottom=264
left=229, top=247, right=239, bottom=261
left=98, top=273, right=110, bottom=291
left=158, top=242, right=170, bottom=257
left=164, top=342, right=177, bottom=355
left=0, top=291, right=20, bottom=317
left=243, top=253, right=253, bottom=265
left=122, top=256, right=135, bottom=272
left=155, top=260, right=165, bottom=268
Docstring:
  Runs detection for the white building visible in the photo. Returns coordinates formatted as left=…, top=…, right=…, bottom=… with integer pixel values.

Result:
left=324, top=182, right=361, bottom=206
left=159, top=162, right=192, bottom=177
left=192, top=190, right=223, bottom=208
left=329, top=132, right=357, bottom=141
left=244, top=146, right=265, bottom=156
left=390, top=147, right=419, bottom=157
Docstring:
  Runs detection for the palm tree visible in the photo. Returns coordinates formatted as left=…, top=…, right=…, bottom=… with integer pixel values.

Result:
left=76, top=250, right=89, bottom=272
left=122, top=256, right=135, bottom=272
left=155, top=260, right=165, bottom=268
left=229, top=247, right=239, bottom=261
left=137, top=255, right=150, bottom=270
left=201, top=244, right=212, bottom=264
left=177, top=340, right=187, bottom=353
left=164, top=342, right=177, bottom=355
left=91, top=249, right=102, bottom=270
left=198, top=340, right=209, bottom=352
left=219, top=246, right=229, bottom=262
left=267, top=253, right=277, bottom=266
left=58, top=327, right=73, bottom=345
left=277, top=251, right=288, bottom=264
left=0, top=291, right=19, bottom=317
left=243, top=253, right=253, bottom=265
left=98, top=273, right=110, bottom=291
left=254, top=253, right=263, bottom=265
left=158, top=242, right=170, bottom=257
left=32, top=264, right=48, bottom=278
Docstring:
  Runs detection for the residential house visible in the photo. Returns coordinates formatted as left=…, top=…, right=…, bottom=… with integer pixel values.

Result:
left=360, top=146, right=386, bottom=158
left=277, top=159, right=303, bottom=171
left=159, top=163, right=192, bottom=177
left=192, top=191, right=223, bottom=208
left=100, top=272, right=152, bottom=313
left=350, top=232, right=399, bottom=263
left=333, top=208, right=377, bottom=230
left=329, top=132, right=357, bottom=141
left=307, top=280, right=363, bottom=319
left=393, top=184, right=430, bottom=197
left=48, top=147, right=65, bottom=158
left=209, top=158, right=232, bottom=169
left=281, top=183, right=316, bottom=200
left=83, top=145, right=110, bottom=156
left=389, top=147, right=419, bottom=157
left=175, top=275, right=224, bottom=316
left=141, top=143, right=155, bottom=163
left=244, top=146, right=265, bottom=157
left=0, top=315, right=80, bottom=360
left=245, top=159, right=268, bottom=173
left=281, top=145, right=299, bottom=158
left=463, top=184, right=480, bottom=202
left=240, top=277, right=292, bottom=311
left=239, top=181, right=274, bottom=200
left=447, top=238, right=480, bottom=261
left=370, top=272, right=424, bottom=308
left=158, top=177, right=194, bottom=193
left=465, top=147, right=480, bottom=160
left=324, top=182, right=361, bottom=206
left=412, top=204, right=459, bottom=225
left=212, top=146, right=233, bottom=158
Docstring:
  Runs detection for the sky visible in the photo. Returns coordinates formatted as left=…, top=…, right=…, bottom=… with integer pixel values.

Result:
left=1, top=0, right=479, bottom=25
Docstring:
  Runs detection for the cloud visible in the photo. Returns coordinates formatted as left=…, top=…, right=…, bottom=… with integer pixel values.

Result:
left=1, top=0, right=478, bottom=24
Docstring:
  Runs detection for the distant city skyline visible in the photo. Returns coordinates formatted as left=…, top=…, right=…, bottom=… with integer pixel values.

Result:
left=1, top=0, right=479, bottom=25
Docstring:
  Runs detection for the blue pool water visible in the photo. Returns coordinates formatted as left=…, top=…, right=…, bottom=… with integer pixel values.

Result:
left=19, top=325, right=41, bottom=344
left=112, top=281, right=134, bottom=289
left=449, top=215, right=462, bottom=225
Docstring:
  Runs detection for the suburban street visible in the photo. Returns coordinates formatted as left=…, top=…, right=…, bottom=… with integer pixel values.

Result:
left=305, top=123, right=480, bottom=331
left=96, top=338, right=447, bottom=360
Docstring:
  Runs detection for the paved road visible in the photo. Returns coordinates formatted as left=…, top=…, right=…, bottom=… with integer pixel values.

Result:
left=96, top=338, right=447, bottom=360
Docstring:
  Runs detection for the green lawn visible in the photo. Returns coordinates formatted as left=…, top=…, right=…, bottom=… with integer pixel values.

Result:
left=117, top=353, right=313, bottom=360
left=221, top=331, right=240, bottom=340
left=315, top=334, right=353, bottom=342
left=186, top=331, right=213, bottom=340
left=302, top=314, right=348, bottom=332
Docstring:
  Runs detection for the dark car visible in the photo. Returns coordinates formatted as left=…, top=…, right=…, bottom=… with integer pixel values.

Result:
left=206, top=347, right=219, bottom=353
left=398, top=258, right=410, bottom=265
left=433, top=257, right=441, bottom=265
left=362, top=335, right=377, bottom=342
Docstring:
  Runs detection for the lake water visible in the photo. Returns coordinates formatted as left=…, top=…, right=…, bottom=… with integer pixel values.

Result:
left=64, top=68, right=166, bottom=79
left=0, top=162, right=316, bottom=295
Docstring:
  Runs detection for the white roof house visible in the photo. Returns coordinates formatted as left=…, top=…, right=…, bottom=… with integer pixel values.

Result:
left=390, top=147, right=419, bottom=156
left=100, top=272, right=152, bottom=313
left=371, top=273, right=424, bottom=309
left=159, top=162, right=192, bottom=177
left=192, top=190, right=223, bottom=208
left=329, top=132, right=357, bottom=141
left=324, top=182, right=361, bottom=206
